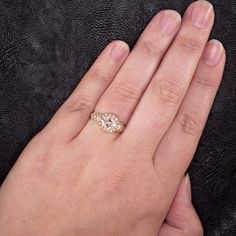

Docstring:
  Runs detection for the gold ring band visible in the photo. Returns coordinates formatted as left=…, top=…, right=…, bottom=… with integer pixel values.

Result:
left=90, top=112, right=125, bottom=133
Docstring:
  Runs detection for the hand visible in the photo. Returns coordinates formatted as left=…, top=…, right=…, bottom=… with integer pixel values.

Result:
left=0, top=1, right=225, bottom=235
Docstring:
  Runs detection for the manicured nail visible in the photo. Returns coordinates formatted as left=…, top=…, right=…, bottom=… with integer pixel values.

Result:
left=203, top=39, right=223, bottom=66
left=191, top=0, right=213, bottom=29
left=185, top=174, right=192, bottom=205
left=110, top=41, right=129, bottom=61
left=160, top=10, right=181, bottom=36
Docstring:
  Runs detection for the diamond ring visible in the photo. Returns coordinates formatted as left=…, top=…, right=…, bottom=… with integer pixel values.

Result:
left=90, top=112, right=125, bottom=133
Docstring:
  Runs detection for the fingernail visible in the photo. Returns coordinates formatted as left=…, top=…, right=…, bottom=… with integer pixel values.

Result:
left=160, top=10, right=181, bottom=36
left=203, top=39, right=223, bottom=66
left=110, top=41, right=129, bottom=61
left=191, top=0, right=213, bottom=29
left=185, top=174, right=192, bottom=205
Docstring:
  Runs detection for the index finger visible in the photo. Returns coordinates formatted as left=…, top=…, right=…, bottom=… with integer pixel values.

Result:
left=155, top=39, right=226, bottom=187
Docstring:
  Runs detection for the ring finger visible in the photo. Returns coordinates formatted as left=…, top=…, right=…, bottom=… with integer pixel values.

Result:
left=79, top=10, right=181, bottom=139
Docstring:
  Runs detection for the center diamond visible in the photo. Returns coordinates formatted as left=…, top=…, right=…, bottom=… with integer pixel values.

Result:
left=99, top=113, right=121, bottom=132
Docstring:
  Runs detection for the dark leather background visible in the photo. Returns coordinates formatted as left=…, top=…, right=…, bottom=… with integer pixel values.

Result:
left=0, top=0, right=235, bottom=235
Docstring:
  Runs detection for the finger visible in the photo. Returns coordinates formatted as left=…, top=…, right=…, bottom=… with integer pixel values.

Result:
left=79, top=10, right=181, bottom=139
left=121, top=1, right=214, bottom=155
left=158, top=175, right=203, bottom=236
left=42, top=40, right=129, bottom=141
left=154, top=39, right=225, bottom=187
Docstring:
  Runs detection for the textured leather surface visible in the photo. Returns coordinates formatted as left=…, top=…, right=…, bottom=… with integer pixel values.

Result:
left=0, top=0, right=235, bottom=235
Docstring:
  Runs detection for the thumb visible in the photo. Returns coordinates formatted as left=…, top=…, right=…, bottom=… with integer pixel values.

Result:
left=158, top=174, right=203, bottom=236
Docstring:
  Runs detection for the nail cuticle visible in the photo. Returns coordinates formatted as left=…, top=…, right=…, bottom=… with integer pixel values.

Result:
left=160, top=10, right=181, bottom=36
left=203, top=40, right=223, bottom=66
left=191, top=1, right=213, bottom=29
left=110, top=42, right=128, bottom=61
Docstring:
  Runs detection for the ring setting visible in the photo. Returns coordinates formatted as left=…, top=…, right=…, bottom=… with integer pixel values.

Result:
left=91, top=112, right=125, bottom=133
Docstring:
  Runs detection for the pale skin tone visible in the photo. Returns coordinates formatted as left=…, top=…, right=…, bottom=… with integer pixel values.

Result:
left=0, top=1, right=226, bottom=235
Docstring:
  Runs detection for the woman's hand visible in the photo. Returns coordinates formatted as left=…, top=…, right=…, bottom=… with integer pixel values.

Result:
left=0, top=1, right=225, bottom=235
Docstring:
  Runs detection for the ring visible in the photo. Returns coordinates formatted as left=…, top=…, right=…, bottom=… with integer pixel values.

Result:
left=90, top=112, right=125, bottom=133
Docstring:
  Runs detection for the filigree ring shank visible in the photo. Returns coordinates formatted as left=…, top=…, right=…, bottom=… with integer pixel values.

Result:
left=90, top=112, right=125, bottom=133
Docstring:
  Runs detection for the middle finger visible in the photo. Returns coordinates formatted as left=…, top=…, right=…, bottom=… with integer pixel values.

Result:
left=121, top=0, right=214, bottom=155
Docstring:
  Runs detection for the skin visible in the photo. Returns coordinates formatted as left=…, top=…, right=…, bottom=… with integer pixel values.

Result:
left=0, top=1, right=226, bottom=235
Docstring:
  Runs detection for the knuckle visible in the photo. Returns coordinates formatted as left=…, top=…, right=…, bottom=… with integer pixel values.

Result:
left=30, top=153, right=50, bottom=178
left=141, top=39, right=163, bottom=58
left=90, top=68, right=110, bottom=84
left=25, top=137, right=52, bottom=178
left=67, top=94, right=94, bottom=112
left=152, top=80, right=182, bottom=105
left=112, top=83, right=140, bottom=104
left=194, top=71, right=219, bottom=88
left=176, top=112, right=202, bottom=136
left=177, top=35, right=202, bottom=53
